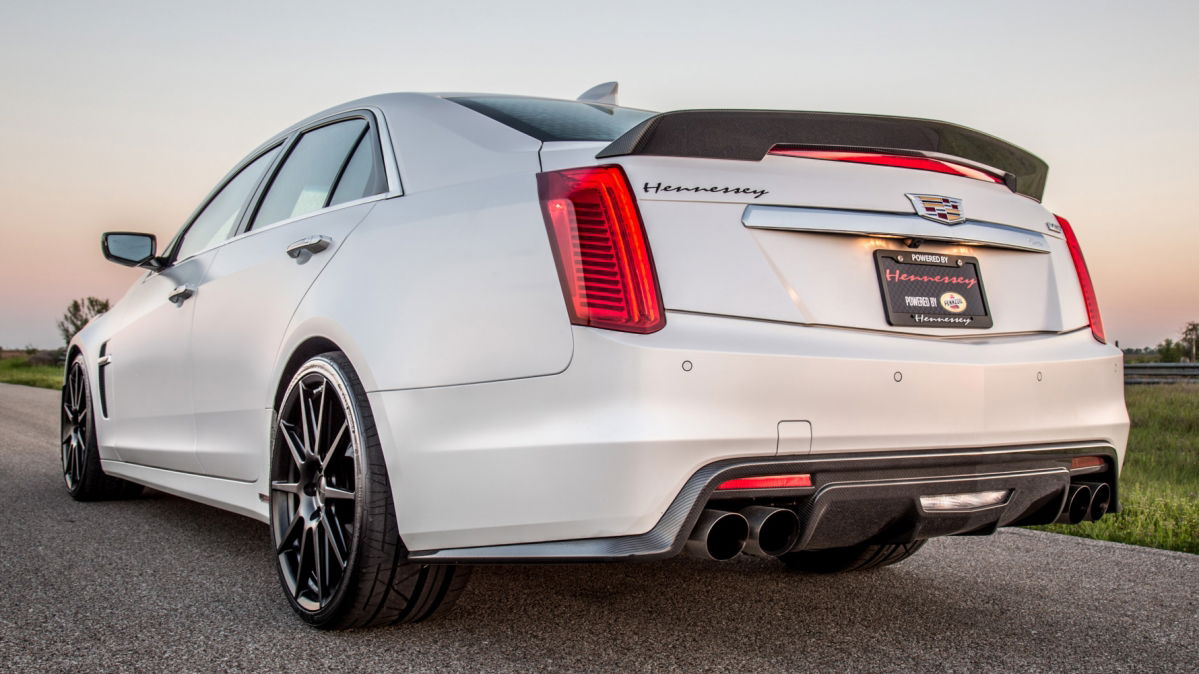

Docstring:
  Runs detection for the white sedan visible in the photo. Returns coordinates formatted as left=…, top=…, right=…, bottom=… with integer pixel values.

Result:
left=64, top=84, right=1129, bottom=628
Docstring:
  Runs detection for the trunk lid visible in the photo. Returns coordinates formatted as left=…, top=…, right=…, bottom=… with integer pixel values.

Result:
left=537, top=110, right=1087, bottom=338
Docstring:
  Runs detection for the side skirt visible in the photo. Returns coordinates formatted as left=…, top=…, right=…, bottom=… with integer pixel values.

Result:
left=101, top=460, right=269, bottom=523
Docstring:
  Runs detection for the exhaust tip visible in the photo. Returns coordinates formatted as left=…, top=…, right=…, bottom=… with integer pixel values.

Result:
left=741, top=506, right=801, bottom=558
left=686, top=510, right=749, bottom=561
left=1058, top=484, right=1093, bottom=525
left=1086, top=482, right=1111, bottom=521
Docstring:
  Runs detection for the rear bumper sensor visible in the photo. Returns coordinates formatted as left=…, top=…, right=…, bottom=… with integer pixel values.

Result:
left=407, top=442, right=1117, bottom=563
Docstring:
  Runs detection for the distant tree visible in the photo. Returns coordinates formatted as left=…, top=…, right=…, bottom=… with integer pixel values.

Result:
left=1181, top=321, right=1199, bottom=362
left=57, top=297, right=111, bottom=345
left=1157, top=338, right=1184, bottom=363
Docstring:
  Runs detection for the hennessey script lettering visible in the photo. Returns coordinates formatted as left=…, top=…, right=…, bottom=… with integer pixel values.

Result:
left=643, top=182, right=769, bottom=199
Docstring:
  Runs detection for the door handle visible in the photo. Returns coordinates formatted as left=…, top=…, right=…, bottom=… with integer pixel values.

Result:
left=286, top=235, right=333, bottom=259
left=168, top=285, right=195, bottom=305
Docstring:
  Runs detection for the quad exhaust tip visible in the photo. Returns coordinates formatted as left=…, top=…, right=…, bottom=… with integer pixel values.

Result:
left=1058, top=484, right=1093, bottom=525
left=1056, top=482, right=1112, bottom=524
left=741, top=506, right=801, bottom=558
left=1083, top=481, right=1111, bottom=521
left=686, top=510, right=749, bottom=561
left=686, top=507, right=801, bottom=561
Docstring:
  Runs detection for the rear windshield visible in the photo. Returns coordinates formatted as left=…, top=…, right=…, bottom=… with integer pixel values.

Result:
left=448, top=95, right=655, bottom=142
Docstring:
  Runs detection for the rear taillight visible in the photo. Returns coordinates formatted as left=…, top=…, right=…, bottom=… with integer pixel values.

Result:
left=537, top=166, right=664, bottom=334
left=1055, top=215, right=1106, bottom=344
left=769, top=148, right=1005, bottom=184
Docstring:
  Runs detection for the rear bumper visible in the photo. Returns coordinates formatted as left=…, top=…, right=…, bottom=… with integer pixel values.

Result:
left=368, top=312, right=1128, bottom=555
left=409, top=443, right=1117, bottom=562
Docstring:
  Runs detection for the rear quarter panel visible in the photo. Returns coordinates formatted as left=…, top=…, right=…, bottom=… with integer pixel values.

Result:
left=290, top=183, right=573, bottom=392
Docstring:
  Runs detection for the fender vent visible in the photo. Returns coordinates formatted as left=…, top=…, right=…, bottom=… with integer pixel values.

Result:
left=97, top=342, right=110, bottom=418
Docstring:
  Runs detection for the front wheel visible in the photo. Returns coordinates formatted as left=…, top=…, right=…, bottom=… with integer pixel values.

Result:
left=269, top=352, right=470, bottom=629
left=60, top=357, right=143, bottom=501
left=780, top=540, right=927, bottom=574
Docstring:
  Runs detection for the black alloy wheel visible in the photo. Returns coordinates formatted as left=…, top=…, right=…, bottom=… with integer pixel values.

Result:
left=60, top=356, right=142, bottom=501
left=61, top=361, right=90, bottom=491
left=270, top=352, right=470, bottom=629
left=271, top=363, right=359, bottom=612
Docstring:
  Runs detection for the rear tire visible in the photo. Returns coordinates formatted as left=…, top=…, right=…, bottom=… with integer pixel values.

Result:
left=780, top=540, right=927, bottom=574
left=269, top=351, right=470, bottom=629
left=60, top=357, right=143, bottom=501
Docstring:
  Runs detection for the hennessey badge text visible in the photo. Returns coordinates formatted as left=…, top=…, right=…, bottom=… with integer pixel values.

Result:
left=643, top=182, right=769, bottom=199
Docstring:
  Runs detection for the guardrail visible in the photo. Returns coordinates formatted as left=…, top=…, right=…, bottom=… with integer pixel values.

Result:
left=1124, top=362, right=1199, bottom=385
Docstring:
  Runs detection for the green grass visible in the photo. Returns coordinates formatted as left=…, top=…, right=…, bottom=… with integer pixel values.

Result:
left=0, top=356, right=63, bottom=390
left=1034, top=383, right=1199, bottom=554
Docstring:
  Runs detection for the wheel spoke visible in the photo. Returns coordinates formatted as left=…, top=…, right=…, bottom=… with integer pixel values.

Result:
left=278, top=419, right=307, bottom=469
left=62, top=438, right=74, bottom=479
left=321, top=420, right=348, bottom=471
left=276, top=513, right=303, bottom=554
left=311, top=523, right=324, bottom=605
left=271, top=480, right=303, bottom=495
left=299, top=385, right=313, bottom=458
left=71, top=434, right=85, bottom=484
left=314, top=383, right=326, bottom=458
left=293, top=525, right=311, bottom=600
left=323, top=486, right=355, bottom=501
left=72, top=369, right=83, bottom=410
left=320, top=513, right=346, bottom=567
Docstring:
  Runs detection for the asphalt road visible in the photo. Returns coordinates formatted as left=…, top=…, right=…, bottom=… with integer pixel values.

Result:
left=1, top=382, right=1196, bottom=673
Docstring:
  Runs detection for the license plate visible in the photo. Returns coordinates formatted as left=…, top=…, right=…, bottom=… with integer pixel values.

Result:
left=874, top=250, right=992, bottom=329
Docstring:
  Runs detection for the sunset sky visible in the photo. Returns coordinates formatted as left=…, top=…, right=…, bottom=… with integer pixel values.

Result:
left=1, top=0, right=1196, bottom=349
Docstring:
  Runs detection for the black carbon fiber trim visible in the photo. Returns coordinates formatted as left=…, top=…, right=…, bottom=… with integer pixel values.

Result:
left=596, top=109, right=1049, bottom=200
left=407, top=442, right=1117, bottom=563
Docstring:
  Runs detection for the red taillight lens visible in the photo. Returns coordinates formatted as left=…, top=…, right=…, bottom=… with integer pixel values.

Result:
left=537, top=166, right=665, bottom=333
left=769, top=148, right=1004, bottom=184
left=1071, top=456, right=1106, bottom=470
left=716, top=474, right=812, bottom=490
left=1055, top=215, right=1106, bottom=344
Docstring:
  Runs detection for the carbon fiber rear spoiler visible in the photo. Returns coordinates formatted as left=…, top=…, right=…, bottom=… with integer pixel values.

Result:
left=596, top=110, right=1048, bottom=201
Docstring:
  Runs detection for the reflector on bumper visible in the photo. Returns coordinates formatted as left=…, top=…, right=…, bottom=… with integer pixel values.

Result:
left=919, top=490, right=1009, bottom=511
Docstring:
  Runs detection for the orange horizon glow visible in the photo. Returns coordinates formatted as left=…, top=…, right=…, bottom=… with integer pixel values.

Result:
left=1, top=1, right=1196, bottom=350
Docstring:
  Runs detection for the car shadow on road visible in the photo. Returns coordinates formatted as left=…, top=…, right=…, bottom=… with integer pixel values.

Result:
left=63, top=488, right=1159, bottom=672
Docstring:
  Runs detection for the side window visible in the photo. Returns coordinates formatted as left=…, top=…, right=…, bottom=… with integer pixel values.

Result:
left=174, top=146, right=281, bottom=262
left=251, top=118, right=385, bottom=230
left=329, top=128, right=387, bottom=207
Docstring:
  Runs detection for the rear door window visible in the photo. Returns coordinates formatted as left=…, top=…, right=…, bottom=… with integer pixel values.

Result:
left=251, top=118, right=385, bottom=229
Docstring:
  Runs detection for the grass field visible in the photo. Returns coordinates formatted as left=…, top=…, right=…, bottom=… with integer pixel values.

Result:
left=1034, top=383, right=1199, bottom=554
left=0, top=356, right=62, bottom=390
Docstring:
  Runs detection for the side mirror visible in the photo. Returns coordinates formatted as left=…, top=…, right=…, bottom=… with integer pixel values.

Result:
left=102, top=232, right=163, bottom=269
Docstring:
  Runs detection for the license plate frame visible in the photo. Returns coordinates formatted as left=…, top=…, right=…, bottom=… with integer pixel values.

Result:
left=874, top=249, right=993, bottom=329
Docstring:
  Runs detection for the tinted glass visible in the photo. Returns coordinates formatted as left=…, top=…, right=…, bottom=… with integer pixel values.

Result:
left=329, top=130, right=387, bottom=207
left=449, top=96, right=656, bottom=142
left=175, top=146, right=281, bottom=261
left=252, top=119, right=367, bottom=229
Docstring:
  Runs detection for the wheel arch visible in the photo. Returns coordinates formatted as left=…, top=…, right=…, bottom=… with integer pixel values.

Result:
left=272, top=335, right=345, bottom=411
left=66, top=344, right=84, bottom=373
